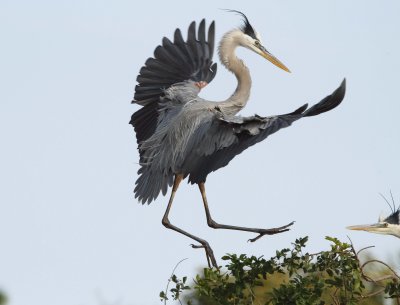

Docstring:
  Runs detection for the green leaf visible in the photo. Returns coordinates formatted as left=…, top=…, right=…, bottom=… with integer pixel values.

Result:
left=159, top=291, right=168, bottom=301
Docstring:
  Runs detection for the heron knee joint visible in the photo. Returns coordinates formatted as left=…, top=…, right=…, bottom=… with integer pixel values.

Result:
left=162, top=217, right=171, bottom=227
left=207, top=219, right=219, bottom=228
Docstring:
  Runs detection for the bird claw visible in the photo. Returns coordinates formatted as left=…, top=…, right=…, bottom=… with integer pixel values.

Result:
left=190, top=244, right=204, bottom=249
left=189, top=243, right=218, bottom=269
left=247, top=221, right=295, bottom=243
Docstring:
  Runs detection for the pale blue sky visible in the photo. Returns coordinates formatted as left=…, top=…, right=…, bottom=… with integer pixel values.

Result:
left=1, top=1, right=399, bottom=305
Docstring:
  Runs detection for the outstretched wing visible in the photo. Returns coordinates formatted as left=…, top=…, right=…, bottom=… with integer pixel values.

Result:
left=130, top=20, right=217, bottom=145
left=186, top=79, right=346, bottom=183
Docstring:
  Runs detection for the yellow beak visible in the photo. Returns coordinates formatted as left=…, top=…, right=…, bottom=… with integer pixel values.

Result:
left=261, top=50, right=291, bottom=73
left=346, top=223, right=387, bottom=232
left=257, top=44, right=291, bottom=73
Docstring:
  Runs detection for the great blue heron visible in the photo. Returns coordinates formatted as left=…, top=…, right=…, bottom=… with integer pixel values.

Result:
left=130, top=11, right=346, bottom=267
left=347, top=193, right=400, bottom=238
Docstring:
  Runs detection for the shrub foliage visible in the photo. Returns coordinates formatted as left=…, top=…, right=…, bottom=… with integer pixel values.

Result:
left=161, top=237, right=400, bottom=305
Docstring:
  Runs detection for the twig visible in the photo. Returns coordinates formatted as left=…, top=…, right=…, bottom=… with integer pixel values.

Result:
left=356, top=245, right=375, bottom=256
left=361, top=259, right=400, bottom=280
left=163, top=258, right=188, bottom=305
left=361, top=287, right=386, bottom=298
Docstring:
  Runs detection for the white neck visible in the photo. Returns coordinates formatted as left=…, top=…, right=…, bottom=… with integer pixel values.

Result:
left=217, top=30, right=252, bottom=116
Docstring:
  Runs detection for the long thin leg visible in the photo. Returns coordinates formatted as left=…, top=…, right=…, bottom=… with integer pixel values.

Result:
left=198, top=183, right=294, bottom=242
left=162, top=175, right=218, bottom=268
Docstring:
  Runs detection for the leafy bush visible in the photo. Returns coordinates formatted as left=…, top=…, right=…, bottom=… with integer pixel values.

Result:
left=161, top=237, right=400, bottom=305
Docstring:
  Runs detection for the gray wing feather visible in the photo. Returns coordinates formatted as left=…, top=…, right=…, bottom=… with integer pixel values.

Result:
left=130, top=20, right=217, bottom=150
left=185, top=112, right=299, bottom=184
left=187, top=79, right=346, bottom=183
left=134, top=85, right=206, bottom=204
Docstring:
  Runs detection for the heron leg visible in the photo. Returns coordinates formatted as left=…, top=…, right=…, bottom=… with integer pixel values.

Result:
left=162, top=175, right=218, bottom=268
left=198, top=183, right=294, bottom=242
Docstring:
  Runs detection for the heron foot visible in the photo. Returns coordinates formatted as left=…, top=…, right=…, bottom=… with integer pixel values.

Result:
left=190, top=242, right=218, bottom=269
left=247, top=221, right=295, bottom=243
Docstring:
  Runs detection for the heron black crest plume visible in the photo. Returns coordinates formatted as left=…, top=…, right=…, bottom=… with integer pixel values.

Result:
left=379, top=191, right=397, bottom=214
left=223, top=9, right=257, bottom=39
left=379, top=192, right=400, bottom=225
left=130, top=14, right=346, bottom=268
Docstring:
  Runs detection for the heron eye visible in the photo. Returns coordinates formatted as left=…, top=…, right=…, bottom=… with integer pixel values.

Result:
left=384, top=223, right=389, bottom=227
left=255, top=40, right=261, bottom=47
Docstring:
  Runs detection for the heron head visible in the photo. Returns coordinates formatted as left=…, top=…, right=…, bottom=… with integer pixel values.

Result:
left=230, top=10, right=290, bottom=73
left=346, top=222, right=400, bottom=238
left=346, top=200, right=400, bottom=238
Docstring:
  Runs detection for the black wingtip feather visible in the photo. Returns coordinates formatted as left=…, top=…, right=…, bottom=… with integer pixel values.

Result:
left=187, top=21, right=196, bottom=42
left=198, top=19, right=206, bottom=43
left=134, top=20, right=217, bottom=107
left=290, top=104, right=308, bottom=115
left=208, top=21, right=215, bottom=58
left=304, top=78, right=346, bottom=117
left=174, top=28, right=185, bottom=45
